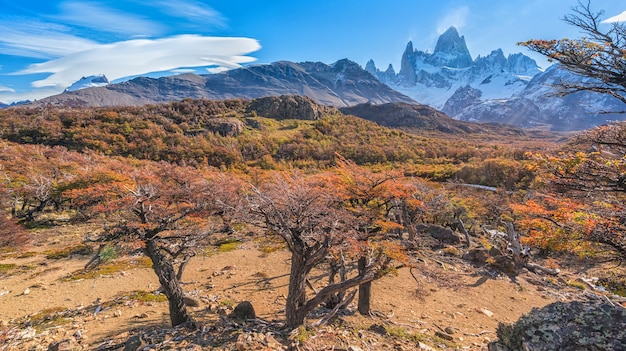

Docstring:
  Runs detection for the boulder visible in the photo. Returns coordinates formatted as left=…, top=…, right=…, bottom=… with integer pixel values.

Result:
left=415, top=224, right=461, bottom=244
left=489, top=301, right=626, bottom=351
left=231, top=301, right=256, bottom=320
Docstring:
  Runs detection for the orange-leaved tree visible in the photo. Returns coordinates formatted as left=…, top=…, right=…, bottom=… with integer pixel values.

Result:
left=245, top=170, right=402, bottom=327
left=71, top=161, right=239, bottom=328
left=518, top=123, right=626, bottom=258
left=332, top=155, right=410, bottom=315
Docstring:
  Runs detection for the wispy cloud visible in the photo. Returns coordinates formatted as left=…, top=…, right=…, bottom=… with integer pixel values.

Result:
left=53, top=1, right=163, bottom=36
left=602, top=10, right=626, bottom=23
left=0, top=18, right=98, bottom=58
left=154, top=0, right=226, bottom=28
left=437, top=6, right=469, bottom=34
left=18, top=35, right=261, bottom=89
left=0, top=85, right=15, bottom=93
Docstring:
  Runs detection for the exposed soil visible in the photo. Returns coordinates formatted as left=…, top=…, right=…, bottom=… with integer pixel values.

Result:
left=0, top=224, right=621, bottom=350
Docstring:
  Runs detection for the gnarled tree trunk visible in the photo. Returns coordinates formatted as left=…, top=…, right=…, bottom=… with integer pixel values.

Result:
left=357, top=256, right=372, bottom=315
left=146, top=239, right=193, bottom=328
left=286, top=251, right=310, bottom=327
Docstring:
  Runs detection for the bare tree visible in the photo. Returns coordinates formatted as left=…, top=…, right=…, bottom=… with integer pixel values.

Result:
left=82, top=164, right=236, bottom=328
left=519, top=0, right=626, bottom=106
left=246, top=172, right=395, bottom=327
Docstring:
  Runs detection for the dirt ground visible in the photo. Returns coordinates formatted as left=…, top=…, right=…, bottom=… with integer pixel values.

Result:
left=0, top=224, right=616, bottom=350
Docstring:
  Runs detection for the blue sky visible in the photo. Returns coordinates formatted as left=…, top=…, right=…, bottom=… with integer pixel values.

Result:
left=1, top=0, right=624, bottom=103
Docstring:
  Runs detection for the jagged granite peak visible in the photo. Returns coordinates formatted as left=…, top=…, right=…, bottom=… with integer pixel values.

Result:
left=65, top=74, right=110, bottom=92
left=474, top=49, right=507, bottom=72
left=431, top=26, right=473, bottom=68
left=399, top=41, right=417, bottom=85
left=365, top=59, right=377, bottom=76
left=507, top=53, right=541, bottom=76
left=27, top=60, right=416, bottom=109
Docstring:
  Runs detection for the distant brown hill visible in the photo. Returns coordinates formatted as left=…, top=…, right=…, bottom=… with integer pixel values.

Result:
left=27, top=59, right=417, bottom=109
left=340, top=102, right=529, bottom=136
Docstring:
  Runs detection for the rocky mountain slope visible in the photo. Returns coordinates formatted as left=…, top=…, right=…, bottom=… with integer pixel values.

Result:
left=27, top=59, right=416, bottom=108
left=366, top=27, right=626, bottom=131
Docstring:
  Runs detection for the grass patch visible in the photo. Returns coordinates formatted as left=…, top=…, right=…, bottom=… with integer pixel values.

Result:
left=25, top=307, right=72, bottom=331
left=122, top=290, right=167, bottom=303
left=0, top=263, right=16, bottom=275
left=220, top=299, right=235, bottom=307
left=291, top=326, right=315, bottom=344
left=566, top=280, right=587, bottom=291
left=63, top=256, right=152, bottom=281
left=217, top=239, right=242, bottom=253
left=385, top=326, right=426, bottom=343
left=44, top=244, right=93, bottom=259
left=385, top=325, right=457, bottom=348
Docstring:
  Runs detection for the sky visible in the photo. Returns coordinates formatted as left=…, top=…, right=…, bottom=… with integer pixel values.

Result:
left=1, top=0, right=625, bottom=104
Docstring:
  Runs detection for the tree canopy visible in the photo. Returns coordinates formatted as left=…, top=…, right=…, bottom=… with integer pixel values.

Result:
left=519, top=0, right=626, bottom=106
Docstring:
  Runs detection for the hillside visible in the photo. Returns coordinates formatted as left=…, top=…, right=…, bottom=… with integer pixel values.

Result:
left=25, top=60, right=416, bottom=109
left=0, top=97, right=624, bottom=350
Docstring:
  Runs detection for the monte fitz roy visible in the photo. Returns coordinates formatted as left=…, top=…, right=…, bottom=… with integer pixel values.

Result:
left=12, top=26, right=626, bottom=132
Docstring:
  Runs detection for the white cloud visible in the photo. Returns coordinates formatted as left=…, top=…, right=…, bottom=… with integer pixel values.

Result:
left=0, top=85, right=15, bottom=93
left=0, top=18, right=98, bottom=58
left=17, top=35, right=261, bottom=90
left=154, top=0, right=226, bottom=28
left=602, top=10, right=626, bottom=23
left=437, top=6, right=470, bottom=34
left=53, top=1, right=163, bottom=36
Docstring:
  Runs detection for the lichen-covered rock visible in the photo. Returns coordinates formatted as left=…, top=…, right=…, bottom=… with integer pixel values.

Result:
left=246, top=95, right=338, bottom=120
left=489, top=301, right=626, bottom=351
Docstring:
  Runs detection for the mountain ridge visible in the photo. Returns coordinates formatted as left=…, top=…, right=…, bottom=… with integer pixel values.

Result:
left=25, top=59, right=417, bottom=109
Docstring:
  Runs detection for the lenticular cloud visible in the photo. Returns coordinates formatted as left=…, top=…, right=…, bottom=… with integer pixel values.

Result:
left=19, top=35, right=261, bottom=88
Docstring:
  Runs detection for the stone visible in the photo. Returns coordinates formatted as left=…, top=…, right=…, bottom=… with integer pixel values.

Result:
left=444, top=326, right=455, bottom=334
left=478, top=308, right=494, bottom=317
left=417, top=342, right=437, bottom=351
left=435, top=331, right=454, bottom=341
left=114, top=310, right=122, bottom=317
left=490, top=301, right=626, bottom=351
left=230, top=301, right=256, bottom=320
left=47, top=339, right=73, bottom=351
left=124, top=335, right=144, bottom=351
left=415, top=224, right=461, bottom=244
left=183, top=296, right=201, bottom=307
left=23, top=288, right=31, bottom=295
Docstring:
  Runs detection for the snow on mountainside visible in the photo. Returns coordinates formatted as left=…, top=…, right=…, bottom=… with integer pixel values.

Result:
left=366, top=27, right=541, bottom=110
left=65, top=75, right=110, bottom=92
left=367, top=26, right=626, bottom=131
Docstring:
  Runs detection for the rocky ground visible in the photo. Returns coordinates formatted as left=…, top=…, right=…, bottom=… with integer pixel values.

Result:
left=1, top=224, right=624, bottom=351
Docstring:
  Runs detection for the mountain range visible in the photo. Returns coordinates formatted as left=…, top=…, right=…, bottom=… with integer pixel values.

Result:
left=27, top=59, right=415, bottom=109
left=366, top=26, right=625, bottom=131
left=13, top=27, right=626, bottom=132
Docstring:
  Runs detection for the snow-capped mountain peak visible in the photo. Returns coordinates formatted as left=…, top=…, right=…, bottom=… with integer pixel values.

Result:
left=367, top=27, right=541, bottom=109
left=431, top=26, right=473, bottom=68
left=65, top=75, right=109, bottom=92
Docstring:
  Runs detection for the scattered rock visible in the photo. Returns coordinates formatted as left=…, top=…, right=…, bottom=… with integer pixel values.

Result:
left=417, top=341, right=437, bottom=351
left=368, top=324, right=387, bottom=335
left=123, top=335, right=144, bottom=351
left=183, top=296, right=201, bottom=307
left=435, top=331, right=454, bottom=341
left=231, top=301, right=256, bottom=320
left=22, top=288, right=31, bottom=296
left=490, top=301, right=626, bottom=351
left=415, top=224, right=461, bottom=244
left=478, top=308, right=494, bottom=317
left=114, top=310, right=122, bottom=317
left=48, top=339, right=73, bottom=351
left=444, top=326, right=455, bottom=334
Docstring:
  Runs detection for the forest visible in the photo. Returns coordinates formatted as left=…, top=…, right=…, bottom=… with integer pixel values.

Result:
left=0, top=95, right=625, bottom=350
